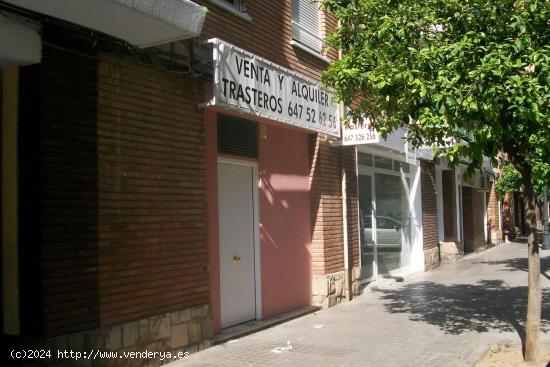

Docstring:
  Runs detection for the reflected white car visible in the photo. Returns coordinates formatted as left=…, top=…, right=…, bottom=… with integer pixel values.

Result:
left=362, top=215, right=402, bottom=252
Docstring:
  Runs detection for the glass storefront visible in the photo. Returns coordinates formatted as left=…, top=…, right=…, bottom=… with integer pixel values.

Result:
left=358, top=174, right=375, bottom=279
left=358, top=152, right=411, bottom=279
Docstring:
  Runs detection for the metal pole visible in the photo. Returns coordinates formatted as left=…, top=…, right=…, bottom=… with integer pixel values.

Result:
left=544, top=185, right=550, bottom=249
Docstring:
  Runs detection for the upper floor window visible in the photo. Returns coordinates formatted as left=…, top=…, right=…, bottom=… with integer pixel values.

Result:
left=206, top=0, right=251, bottom=22
left=291, top=0, right=323, bottom=53
left=221, top=0, right=241, bottom=11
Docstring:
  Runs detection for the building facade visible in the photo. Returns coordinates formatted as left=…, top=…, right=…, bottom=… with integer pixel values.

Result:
left=1, top=1, right=503, bottom=365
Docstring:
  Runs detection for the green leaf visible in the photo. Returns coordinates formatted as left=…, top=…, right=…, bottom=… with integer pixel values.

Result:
left=321, top=0, right=550, bottom=197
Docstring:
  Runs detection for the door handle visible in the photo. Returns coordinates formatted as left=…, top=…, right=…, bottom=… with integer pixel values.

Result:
left=233, top=256, right=241, bottom=263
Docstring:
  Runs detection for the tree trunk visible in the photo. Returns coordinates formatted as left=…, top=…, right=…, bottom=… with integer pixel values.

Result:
left=523, top=169, right=541, bottom=362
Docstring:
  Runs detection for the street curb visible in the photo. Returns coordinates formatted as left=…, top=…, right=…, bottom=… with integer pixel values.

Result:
left=212, top=305, right=320, bottom=345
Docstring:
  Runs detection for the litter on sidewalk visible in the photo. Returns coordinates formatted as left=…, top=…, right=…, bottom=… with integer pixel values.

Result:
left=270, top=341, right=293, bottom=353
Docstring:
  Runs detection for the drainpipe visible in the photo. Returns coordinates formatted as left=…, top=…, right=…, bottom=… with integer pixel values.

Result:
left=337, top=18, right=353, bottom=300
left=341, top=151, right=352, bottom=300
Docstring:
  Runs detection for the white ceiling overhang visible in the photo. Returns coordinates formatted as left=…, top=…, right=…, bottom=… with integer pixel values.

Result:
left=0, top=12, right=41, bottom=65
left=4, top=0, right=206, bottom=48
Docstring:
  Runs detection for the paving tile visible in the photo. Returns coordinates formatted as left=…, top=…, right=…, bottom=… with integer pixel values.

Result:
left=169, top=243, right=550, bottom=367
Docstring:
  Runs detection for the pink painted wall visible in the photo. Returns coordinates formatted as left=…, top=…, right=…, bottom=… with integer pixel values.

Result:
left=207, top=109, right=313, bottom=331
left=259, top=124, right=312, bottom=319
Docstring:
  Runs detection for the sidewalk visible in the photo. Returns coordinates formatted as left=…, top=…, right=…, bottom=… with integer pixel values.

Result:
left=168, top=243, right=550, bottom=367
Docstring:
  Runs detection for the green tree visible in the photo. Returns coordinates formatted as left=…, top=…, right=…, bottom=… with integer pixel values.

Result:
left=495, top=163, right=522, bottom=196
left=322, top=0, right=550, bottom=361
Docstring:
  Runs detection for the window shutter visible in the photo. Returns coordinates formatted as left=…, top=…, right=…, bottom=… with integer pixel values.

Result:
left=291, top=0, right=322, bottom=52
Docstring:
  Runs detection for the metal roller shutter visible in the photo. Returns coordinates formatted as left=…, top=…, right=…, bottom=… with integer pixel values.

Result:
left=291, top=0, right=322, bottom=52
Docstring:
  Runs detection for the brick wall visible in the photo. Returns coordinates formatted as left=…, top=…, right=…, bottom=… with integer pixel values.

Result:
left=17, top=45, right=209, bottom=338
left=421, top=161, right=438, bottom=250
left=486, top=182, right=500, bottom=244
left=462, top=187, right=474, bottom=252
left=18, top=45, right=100, bottom=337
left=310, top=139, right=360, bottom=306
left=442, top=170, right=456, bottom=241
left=343, top=146, right=360, bottom=270
left=462, top=186, right=487, bottom=253
left=514, top=192, right=525, bottom=235
left=472, top=191, right=485, bottom=250
left=310, top=138, right=344, bottom=276
left=420, top=161, right=439, bottom=269
left=198, top=0, right=344, bottom=279
left=197, top=0, right=338, bottom=82
left=96, top=54, right=208, bottom=326
left=310, top=143, right=359, bottom=272
left=197, top=0, right=345, bottom=291
left=502, top=192, right=515, bottom=238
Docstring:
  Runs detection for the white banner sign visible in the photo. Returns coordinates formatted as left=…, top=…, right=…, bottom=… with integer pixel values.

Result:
left=342, top=118, right=379, bottom=145
left=343, top=121, right=418, bottom=165
left=209, top=39, right=340, bottom=137
left=405, top=140, right=417, bottom=165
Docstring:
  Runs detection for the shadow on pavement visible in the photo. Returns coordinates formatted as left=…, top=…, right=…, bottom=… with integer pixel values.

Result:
left=474, top=256, right=550, bottom=280
left=374, top=280, right=550, bottom=347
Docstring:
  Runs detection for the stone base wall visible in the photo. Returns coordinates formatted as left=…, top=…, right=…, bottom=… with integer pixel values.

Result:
left=312, top=271, right=345, bottom=308
left=490, top=230, right=501, bottom=246
left=440, top=241, right=464, bottom=262
left=474, top=240, right=489, bottom=253
left=350, top=267, right=362, bottom=298
left=424, top=247, right=440, bottom=270
left=18, top=304, right=213, bottom=366
left=474, top=239, right=500, bottom=253
left=312, top=269, right=363, bottom=307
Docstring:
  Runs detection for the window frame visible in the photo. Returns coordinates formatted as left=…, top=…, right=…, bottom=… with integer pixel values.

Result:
left=206, top=0, right=252, bottom=22
left=290, top=0, right=327, bottom=57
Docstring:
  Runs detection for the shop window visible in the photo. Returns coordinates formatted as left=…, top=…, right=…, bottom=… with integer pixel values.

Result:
left=291, top=0, right=323, bottom=52
left=393, top=160, right=410, bottom=173
left=480, top=174, right=491, bottom=190
left=393, top=161, right=400, bottom=172
left=358, top=152, right=373, bottom=167
left=217, top=114, right=258, bottom=158
left=374, top=155, right=393, bottom=170
left=462, top=170, right=476, bottom=187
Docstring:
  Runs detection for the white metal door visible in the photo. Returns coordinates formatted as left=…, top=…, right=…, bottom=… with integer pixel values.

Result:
left=218, top=161, right=257, bottom=328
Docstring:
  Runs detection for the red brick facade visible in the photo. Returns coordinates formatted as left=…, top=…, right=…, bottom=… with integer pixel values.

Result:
left=18, top=46, right=209, bottom=338
left=97, top=55, right=209, bottom=326
left=197, top=0, right=338, bottom=82
left=8, top=1, right=506, bottom=362
left=462, top=187, right=474, bottom=252
left=486, top=183, right=501, bottom=244
left=16, top=0, right=344, bottom=340
left=462, top=187, right=486, bottom=253
left=309, top=141, right=360, bottom=276
left=310, top=138, right=344, bottom=275
left=344, top=147, right=360, bottom=270
left=442, top=170, right=457, bottom=241
left=420, top=161, right=439, bottom=269
left=195, top=0, right=348, bottom=280
left=18, top=46, right=100, bottom=337
left=421, top=161, right=438, bottom=250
